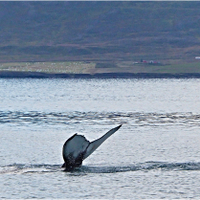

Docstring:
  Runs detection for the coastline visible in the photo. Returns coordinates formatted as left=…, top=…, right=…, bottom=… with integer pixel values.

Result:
left=1, top=71, right=200, bottom=79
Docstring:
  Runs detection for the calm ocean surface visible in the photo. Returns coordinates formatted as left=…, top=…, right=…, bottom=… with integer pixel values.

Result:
left=1, top=78, right=200, bottom=199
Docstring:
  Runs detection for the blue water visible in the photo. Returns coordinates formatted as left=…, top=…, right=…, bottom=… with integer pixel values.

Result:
left=1, top=78, right=200, bottom=199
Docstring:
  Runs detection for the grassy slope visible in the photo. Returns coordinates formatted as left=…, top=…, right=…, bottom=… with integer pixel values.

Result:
left=1, top=61, right=200, bottom=75
left=1, top=1, right=200, bottom=65
left=1, top=1, right=200, bottom=76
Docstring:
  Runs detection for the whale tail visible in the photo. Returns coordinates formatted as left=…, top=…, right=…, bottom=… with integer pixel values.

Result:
left=83, top=124, right=122, bottom=160
left=62, top=124, right=122, bottom=169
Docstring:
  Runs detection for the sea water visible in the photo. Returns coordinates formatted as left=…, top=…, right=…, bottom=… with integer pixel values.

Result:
left=1, top=78, right=200, bottom=199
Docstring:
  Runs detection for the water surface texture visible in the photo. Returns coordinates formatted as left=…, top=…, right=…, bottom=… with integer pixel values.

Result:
left=1, top=78, right=200, bottom=199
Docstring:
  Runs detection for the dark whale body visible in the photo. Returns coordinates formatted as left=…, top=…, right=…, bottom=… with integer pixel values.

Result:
left=62, top=125, right=122, bottom=170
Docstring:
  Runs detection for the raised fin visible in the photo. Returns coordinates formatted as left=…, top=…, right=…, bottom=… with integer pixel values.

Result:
left=83, top=124, right=122, bottom=160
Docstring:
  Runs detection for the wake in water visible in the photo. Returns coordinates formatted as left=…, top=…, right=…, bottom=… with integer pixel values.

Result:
left=79, top=161, right=200, bottom=173
left=1, top=162, right=200, bottom=174
left=0, top=164, right=61, bottom=174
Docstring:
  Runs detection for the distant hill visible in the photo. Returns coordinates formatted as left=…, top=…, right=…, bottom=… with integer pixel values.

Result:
left=1, top=1, right=200, bottom=63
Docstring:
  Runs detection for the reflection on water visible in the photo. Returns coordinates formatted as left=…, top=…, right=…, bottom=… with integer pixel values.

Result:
left=1, top=78, right=200, bottom=113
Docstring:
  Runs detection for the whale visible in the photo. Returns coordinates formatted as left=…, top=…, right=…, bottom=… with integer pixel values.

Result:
left=62, top=124, right=122, bottom=170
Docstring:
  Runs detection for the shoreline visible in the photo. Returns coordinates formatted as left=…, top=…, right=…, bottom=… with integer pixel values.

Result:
left=1, top=71, right=200, bottom=79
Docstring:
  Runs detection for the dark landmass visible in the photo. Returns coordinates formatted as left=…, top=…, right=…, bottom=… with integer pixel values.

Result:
left=1, top=1, right=200, bottom=65
left=1, top=71, right=200, bottom=79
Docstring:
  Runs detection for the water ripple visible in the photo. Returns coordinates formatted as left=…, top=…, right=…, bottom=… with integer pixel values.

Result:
left=1, top=111, right=200, bottom=127
left=1, top=162, right=200, bottom=175
left=0, top=164, right=61, bottom=174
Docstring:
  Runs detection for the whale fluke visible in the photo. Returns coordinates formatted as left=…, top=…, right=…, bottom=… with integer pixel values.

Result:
left=62, top=124, right=122, bottom=170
